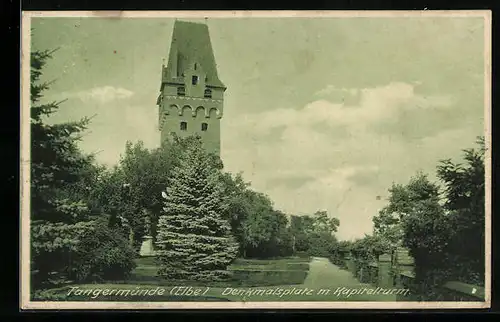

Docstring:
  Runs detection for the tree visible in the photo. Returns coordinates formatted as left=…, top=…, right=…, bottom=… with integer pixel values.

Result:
left=436, top=137, right=485, bottom=285
left=235, top=189, right=295, bottom=258
left=219, top=172, right=251, bottom=255
left=69, top=216, right=137, bottom=282
left=289, top=215, right=315, bottom=252
left=266, top=210, right=294, bottom=257
left=89, top=139, right=183, bottom=251
left=239, top=190, right=278, bottom=257
left=312, top=210, right=340, bottom=235
left=372, top=171, right=443, bottom=249
left=30, top=49, right=96, bottom=223
left=370, top=138, right=486, bottom=299
left=155, top=136, right=239, bottom=281
left=330, top=240, right=353, bottom=267
left=307, top=211, right=340, bottom=256
left=30, top=47, right=98, bottom=287
left=219, top=172, right=294, bottom=258
left=372, top=172, right=448, bottom=299
left=350, top=234, right=392, bottom=261
left=29, top=46, right=136, bottom=289
left=289, top=211, right=340, bottom=256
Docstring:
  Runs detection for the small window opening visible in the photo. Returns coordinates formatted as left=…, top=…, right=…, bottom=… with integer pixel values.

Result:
left=180, top=121, right=187, bottom=131
left=192, top=75, right=199, bottom=85
left=194, top=63, right=198, bottom=70
left=201, top=123, right=208, bottom=131
left=204, top=89, right=212, bottom=98
left=177, top=87, right=185, bottom=96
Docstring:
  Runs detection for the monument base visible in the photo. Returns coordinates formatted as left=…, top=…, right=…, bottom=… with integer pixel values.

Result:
left=139, top=235, right=156, bottom=257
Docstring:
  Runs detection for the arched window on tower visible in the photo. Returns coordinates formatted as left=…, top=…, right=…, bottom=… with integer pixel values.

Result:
left=204, top=89, right=212, bottom=98
left=177, top=87, right=185, bottom=96
left=201, top=123, right=208, bottom=131
left=180, top=121, right=187, bottom=131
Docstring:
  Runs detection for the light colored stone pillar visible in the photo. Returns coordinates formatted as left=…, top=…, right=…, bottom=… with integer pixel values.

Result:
left=139, top=235, right=155, bottom=257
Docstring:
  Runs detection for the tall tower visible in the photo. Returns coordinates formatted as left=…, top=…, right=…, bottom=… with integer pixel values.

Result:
left=157, top=20, right=226, bottom=155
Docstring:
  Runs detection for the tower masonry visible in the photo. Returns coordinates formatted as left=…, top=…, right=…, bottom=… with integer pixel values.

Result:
left=157, top=20, right=226, bottom=155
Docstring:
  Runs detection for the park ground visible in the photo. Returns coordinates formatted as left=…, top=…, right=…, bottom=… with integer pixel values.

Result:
left=36, top=257, right=401, bottom=302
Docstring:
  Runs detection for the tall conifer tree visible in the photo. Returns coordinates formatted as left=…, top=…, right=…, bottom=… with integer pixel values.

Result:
left=156, top=136, right=238, bottom=281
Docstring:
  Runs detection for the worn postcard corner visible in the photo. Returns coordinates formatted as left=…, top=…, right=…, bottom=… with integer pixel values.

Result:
left=20, top=10, right=491, bottom=310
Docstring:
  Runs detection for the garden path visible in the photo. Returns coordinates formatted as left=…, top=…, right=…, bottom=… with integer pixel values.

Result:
left=299, top=257, right=398, bottom=301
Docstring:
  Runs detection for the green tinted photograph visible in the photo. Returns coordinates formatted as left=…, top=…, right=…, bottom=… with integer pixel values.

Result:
left=20, top=11, right=491, bottom=309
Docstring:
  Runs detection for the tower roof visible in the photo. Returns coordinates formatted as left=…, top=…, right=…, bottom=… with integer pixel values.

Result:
left=164, top=20, right=225, bottom=89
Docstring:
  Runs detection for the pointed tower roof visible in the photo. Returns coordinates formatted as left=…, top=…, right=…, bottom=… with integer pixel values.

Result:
left=164, top=20, right=225, bottom=89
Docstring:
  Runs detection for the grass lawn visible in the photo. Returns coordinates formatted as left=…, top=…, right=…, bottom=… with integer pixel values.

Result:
left=129, top=256, right=310, bottom=288
left=32, top=256, right=313, bottom=302
left=135, top=256, right=310, bottom=269
left=127, top=257, right=309, bottom=287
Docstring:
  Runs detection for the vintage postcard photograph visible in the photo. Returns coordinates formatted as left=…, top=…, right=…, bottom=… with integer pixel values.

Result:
left=20, top=10, right=491, bottom=310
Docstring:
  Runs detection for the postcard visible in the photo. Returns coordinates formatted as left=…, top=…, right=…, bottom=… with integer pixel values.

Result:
left=20, top=10, right=491, bottom=310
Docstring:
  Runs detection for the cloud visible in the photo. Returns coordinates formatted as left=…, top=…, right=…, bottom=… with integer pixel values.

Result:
left=315, top=85, right=359, bottom=97
left=76, top=86, right=135, bottom=103
left=77, top=102, right=160, bottom=167
left=46, top=86, right=135, bottom=104
left=222, top=82, right=463, bottom=240
left=230, top=82, right=453, bottom=138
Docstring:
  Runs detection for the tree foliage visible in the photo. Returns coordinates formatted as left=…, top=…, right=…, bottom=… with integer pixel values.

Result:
left=373, top=172, right=443, bottom=248
left=30, top=47, right=136, bottom=289
left=155, top=136, right=239, bottom=281
left=70, top=216, right=137, bottom=282
left=89, top=138, right=185, bottom=250
left=220, top=173, right=295, bottom=258
left=350, top=235, right=392, bottom=261
left=436, top=137, right=485, bottom=285
left=289, top=211, right=340, bottom=257
left=30, top=48, right=97, bottom=287
left=369, top=138, right=486, bottom=299
left=30, top=49, right=96, bottom=223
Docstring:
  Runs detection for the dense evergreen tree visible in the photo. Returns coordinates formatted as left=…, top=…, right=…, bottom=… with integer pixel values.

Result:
left=30, top=48, right=96, bottom=287
left=30, top=47, right=136, bottom=289
left=155, top=136, right=238, bottom=281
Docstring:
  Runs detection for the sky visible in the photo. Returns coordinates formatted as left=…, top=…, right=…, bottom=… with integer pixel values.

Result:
left=30, top=15, right=487, bottom=240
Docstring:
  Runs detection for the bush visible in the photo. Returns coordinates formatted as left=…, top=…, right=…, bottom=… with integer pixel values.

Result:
left=31, top=220, right=96, bottom=288
left=70, top=217, right=137, bottom=282
left=329, top=256, right=348, bottom=269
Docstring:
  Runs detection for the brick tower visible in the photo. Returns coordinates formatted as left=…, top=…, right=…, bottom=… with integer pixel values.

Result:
left=156, top=20, right=226, bottom=155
